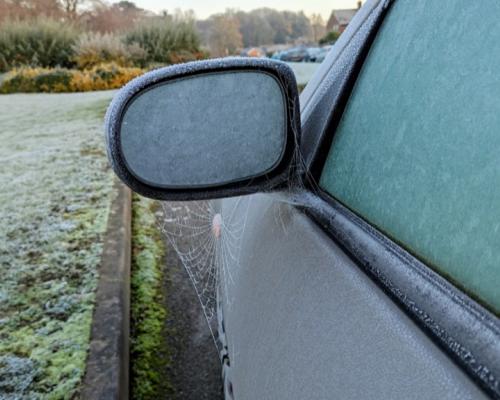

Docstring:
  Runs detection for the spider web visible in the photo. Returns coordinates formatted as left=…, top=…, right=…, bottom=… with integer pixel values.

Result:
left=160, top=197, right=251, bottom=352
left=158, top=93, right=321, bottom=356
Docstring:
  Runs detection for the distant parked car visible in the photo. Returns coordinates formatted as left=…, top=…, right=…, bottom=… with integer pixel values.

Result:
left=273, top=46, right=330, bottom=63
left=270, top=50, right=284, bottom=60
left=240, top=47, right=265, bottom=58
left=304, top=47, right=321, bottom=61
left=105, top=0, right=500, bottom=398
left=279, top=46, right=311, bottom=62
left=310, top=46, right=330, bottom=63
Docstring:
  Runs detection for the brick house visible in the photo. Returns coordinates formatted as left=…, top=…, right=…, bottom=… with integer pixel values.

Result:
left=326, top=1, right=362, bottom=33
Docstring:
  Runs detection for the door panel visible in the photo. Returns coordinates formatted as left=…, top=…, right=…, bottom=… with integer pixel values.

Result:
left=221, top=194, right=486, bottom=400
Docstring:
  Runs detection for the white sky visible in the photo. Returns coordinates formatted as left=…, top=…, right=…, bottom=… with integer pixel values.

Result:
left=132, top=0, right=362, bottom=21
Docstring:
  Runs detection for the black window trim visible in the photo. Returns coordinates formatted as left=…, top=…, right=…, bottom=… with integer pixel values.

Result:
left=297, top=0, right=500, bottom=398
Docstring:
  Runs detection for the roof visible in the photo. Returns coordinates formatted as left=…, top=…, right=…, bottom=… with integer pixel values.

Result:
left=326, top=8, right=358, bottom=30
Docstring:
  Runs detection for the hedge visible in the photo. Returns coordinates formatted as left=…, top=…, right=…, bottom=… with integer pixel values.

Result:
left=124, top=16, right=203, bottom=67
left=0, top=16, right=206, bottom=74
left=0, top=64, right=144, bottom=93
left=0, top=18, right=79, bottom=72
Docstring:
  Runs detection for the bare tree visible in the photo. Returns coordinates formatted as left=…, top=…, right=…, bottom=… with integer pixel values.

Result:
left=310, top=13, right=326, bottom=42
left=61, top=0, right=81, bottom=19
left=208, top=13, right=243, bottom=57
left=0, top=0, right=63, bottom=22
left=84, top=0, right=146, bottom=32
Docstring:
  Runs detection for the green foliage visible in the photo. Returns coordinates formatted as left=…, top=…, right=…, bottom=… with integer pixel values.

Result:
left=319, top=30, right=341, bottom=45
left=130, top=195, right=173, bottom=399
left=0, top=18, right=79, bottom=72
left=124, top=15, right=203, bottom=67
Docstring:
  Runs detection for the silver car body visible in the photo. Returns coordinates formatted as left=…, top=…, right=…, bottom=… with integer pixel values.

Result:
left=218, top=1, right=499, bottom=399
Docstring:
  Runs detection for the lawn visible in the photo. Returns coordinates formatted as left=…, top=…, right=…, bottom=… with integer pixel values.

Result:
left=287, top=62, right=321, bottom=86
left=0, top=91, right=115, bottom=398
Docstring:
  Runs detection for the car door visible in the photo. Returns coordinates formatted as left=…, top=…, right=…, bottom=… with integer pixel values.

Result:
left=219, top=0, right=500, bottom=399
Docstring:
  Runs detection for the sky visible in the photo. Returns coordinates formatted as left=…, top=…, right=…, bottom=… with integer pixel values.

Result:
left=132, top=0, right=362, bottom=21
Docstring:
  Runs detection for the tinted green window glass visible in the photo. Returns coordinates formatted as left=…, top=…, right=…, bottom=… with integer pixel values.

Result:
left=320, top=0, right=500, bottom=314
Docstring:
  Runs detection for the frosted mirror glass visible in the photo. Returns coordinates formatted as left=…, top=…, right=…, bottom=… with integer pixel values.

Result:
left=119, top=71, right=286, bottom=188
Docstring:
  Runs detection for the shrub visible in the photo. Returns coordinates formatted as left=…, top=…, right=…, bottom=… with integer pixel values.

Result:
left=73, top=33, right=127, bottom=69
left=124, top=14, right=204, bottom=67
left=0, top=18, right=79, bottom=72
left=2, top=68, right=73, bottom=92
left=72, top=32, right=148, bottom=69
left=0, top=64, right=144, bottom=93
left=126, top=42, right=150, bottom=68
left=70, top=63, right=143, bottom=91
left=319, top=30, right=340, bottom=45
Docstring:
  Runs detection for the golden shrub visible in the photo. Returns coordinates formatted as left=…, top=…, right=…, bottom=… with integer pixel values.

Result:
left=0, top=64, right=145, bottom=93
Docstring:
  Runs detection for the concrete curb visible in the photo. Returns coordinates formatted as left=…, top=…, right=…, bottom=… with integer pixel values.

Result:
left=82, top=180, right=132, bottom=400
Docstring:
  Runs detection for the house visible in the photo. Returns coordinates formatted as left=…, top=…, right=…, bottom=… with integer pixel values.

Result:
left=326, top=1, right=362, bottom=33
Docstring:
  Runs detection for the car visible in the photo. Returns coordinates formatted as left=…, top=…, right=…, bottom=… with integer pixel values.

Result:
left=278, top=46, right=311, bottom=62
left=105, top=0, right=500, bottom=398
left=270, top=50, right=284, bottom=60
left=241, top=47, right=266, bottom=58
left=310, top=46, right=331, bottom=63
left=305, top=46, right=330, bottom=63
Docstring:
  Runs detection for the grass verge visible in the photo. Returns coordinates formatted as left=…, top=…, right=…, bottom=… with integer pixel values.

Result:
left=130, top=194, right=173, bottom=399
left=0, top=91, right=115, bottom=398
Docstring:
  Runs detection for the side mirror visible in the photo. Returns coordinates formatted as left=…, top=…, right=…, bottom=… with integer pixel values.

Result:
left=105, top=58, right=300, bottom=200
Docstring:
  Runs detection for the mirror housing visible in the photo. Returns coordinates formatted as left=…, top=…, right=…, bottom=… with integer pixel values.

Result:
left=105, top=58, right=300, bottom=201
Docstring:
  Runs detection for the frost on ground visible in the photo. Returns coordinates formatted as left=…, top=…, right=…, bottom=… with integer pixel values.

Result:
left=287, top=62, right=321, bottom=86
left=0, top=91, right=115, bottom=399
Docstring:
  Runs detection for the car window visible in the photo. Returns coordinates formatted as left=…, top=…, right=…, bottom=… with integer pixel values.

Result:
left=319, top=0, right=500, bottom=314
